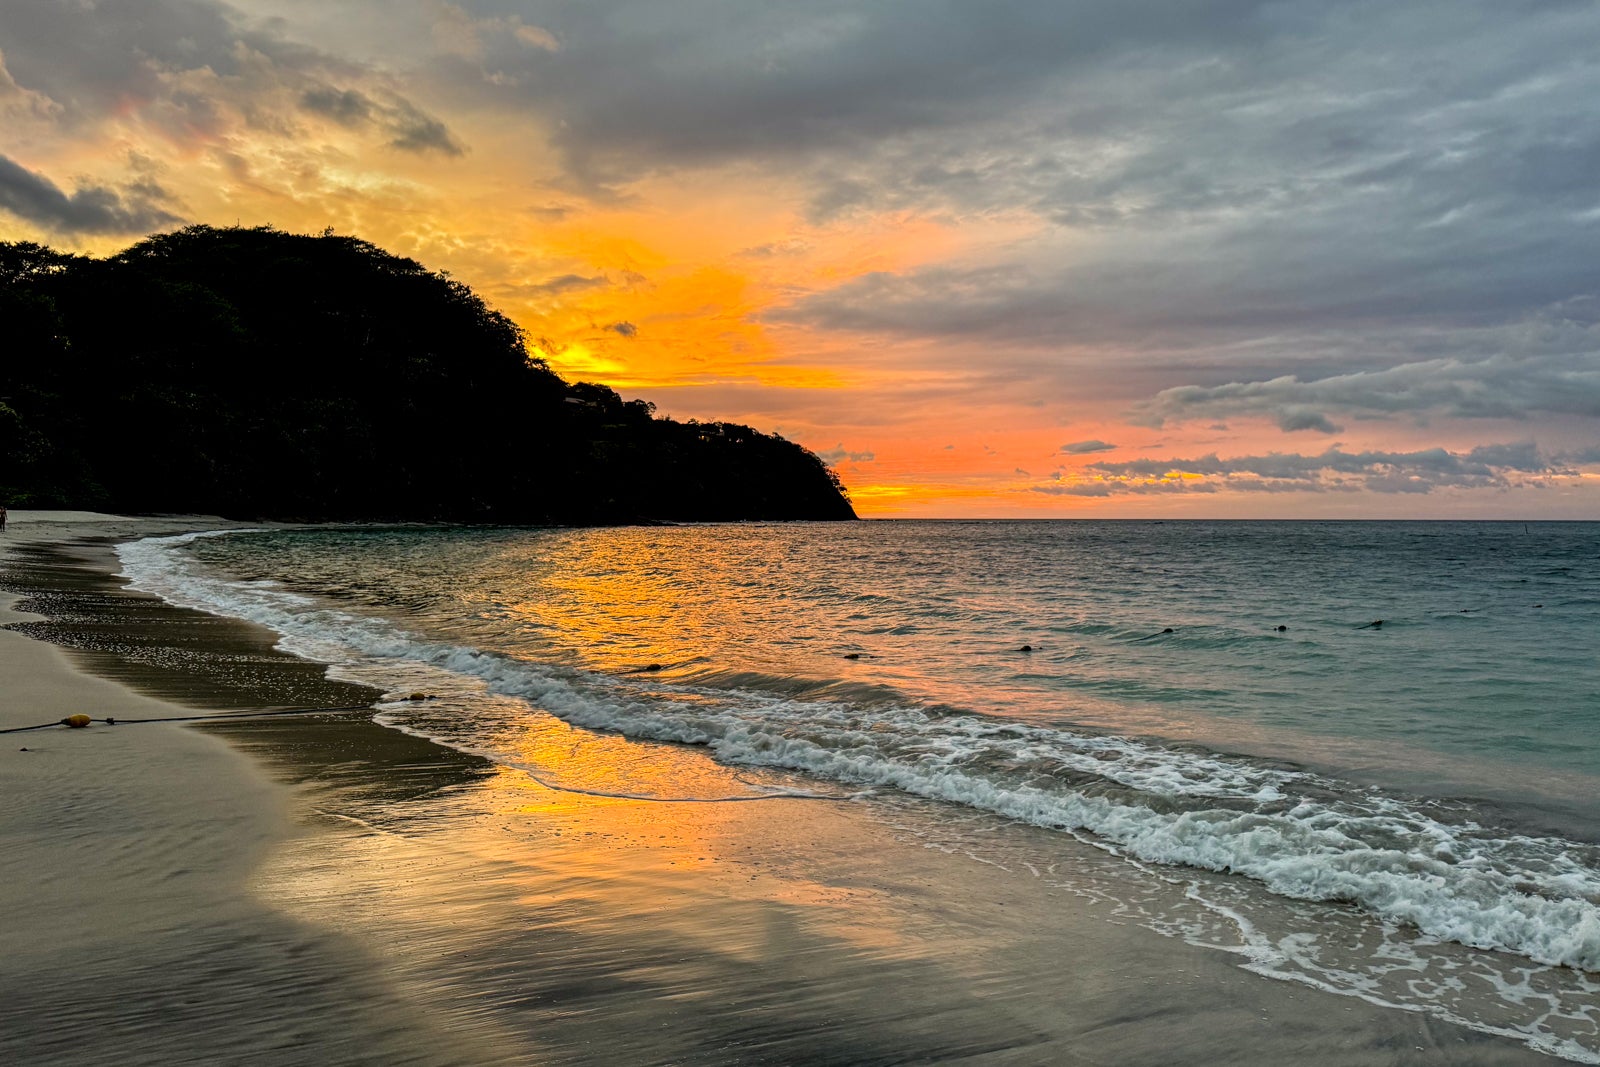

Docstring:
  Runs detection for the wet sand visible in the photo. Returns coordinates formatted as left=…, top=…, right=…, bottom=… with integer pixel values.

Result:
left=0, top=513, right=1555, bottom=1065
left=0, top=515, right=506, bottom=1066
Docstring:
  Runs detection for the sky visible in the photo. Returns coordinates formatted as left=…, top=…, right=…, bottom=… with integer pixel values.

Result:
left=3, top=1, right=1600, bottom=518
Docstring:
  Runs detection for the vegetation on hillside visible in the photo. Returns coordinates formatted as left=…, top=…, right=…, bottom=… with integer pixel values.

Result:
left=0, top=226, right=855, bottom=522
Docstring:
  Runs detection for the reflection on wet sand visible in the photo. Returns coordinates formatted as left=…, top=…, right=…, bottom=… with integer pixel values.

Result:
left=230, top=700, right=1547, bottom=1066
left=226, top=709, right=1064, bottom=1065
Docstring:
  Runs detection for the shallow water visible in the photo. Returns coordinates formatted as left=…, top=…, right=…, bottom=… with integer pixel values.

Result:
left=119, top=520, right=1600, bottom=1062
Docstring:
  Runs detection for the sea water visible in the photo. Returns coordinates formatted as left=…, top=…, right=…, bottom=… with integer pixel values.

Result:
left=116, top=520, right=1600, bottom=1060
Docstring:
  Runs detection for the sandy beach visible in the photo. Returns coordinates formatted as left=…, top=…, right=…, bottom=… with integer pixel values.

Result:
left=0, top=514, right=506, bottom=1066
left=0, top=513, right=1558, bottom=1066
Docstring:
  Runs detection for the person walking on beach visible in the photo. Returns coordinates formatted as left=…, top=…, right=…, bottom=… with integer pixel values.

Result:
left=0, top=505, right=7, bottom=532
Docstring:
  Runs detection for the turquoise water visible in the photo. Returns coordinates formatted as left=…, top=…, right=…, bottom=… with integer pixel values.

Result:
left=119, top=520, right=1600, bottom=1060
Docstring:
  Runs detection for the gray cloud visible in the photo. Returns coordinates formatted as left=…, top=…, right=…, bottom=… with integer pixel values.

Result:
left=0, top=47, right=55, bottom=120
left=384, top=98, right=465, bottom=155
left=1560, top=445, right=1600, bottom=465
left=0, top=0, right=464, bottom=155
left=300, top=86, right=462, bottom=153
left=0, top=0, right=249, bottom=124
left=1052, top=441, right=1562, bottom=496
left=606, top=321, right=637, bottom=338
left=0, top=154, right=179, bottom=234
left=1035, top=480, right=1219, bottom=497
left=736, top=238, right=812, bottom=259
left=1060, top=439, right=1116, bottom=454
left=527, top=273, right=606, bottom=294
left=1134, top=324, right=1600, bottom=430
left=1275, top=408, right=1343, bottom=434
left=605, top=0, right=1600, bottom=434
left=300, top=87, right=372, bottom=125
left=817, top=443, right=876, bottom=465
left=437, top=1, right=1275, bottom=192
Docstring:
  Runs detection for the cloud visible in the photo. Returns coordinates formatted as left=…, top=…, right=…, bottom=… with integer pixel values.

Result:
left=1034, top=479, right=1218, bottom=497
left=606, top=321, right=638, bottom=337
left=774, top=287, right=1600, bottom=432
left=300, top=87, right=372, bottom=125
left=300, top=86, right=464, bottom=155
left=437, top=0, right=1284, bottom=193
left=527, top=273, right=606, bottom=294
left=383, top=98, right=466, bottom=155
left=0, top=0, right=465, bottom=155
left=430, top=4, right=561, bottom=60
left=817, top=443, right=876, bottom=465
left=704, top=0, right=1600, bottom=435
left=1275, top=408, right=1343, bottom=434
left=736, top=238, right=813, bottom=259
left=0, top=154, right=180, bottom=234
left=1051, top=441, right=1562, bottom=496
left=511, top=24, right=561, bottom=53
left=1133, top=331, right=1600, bottom=430
left=1060, top=439, right=1116, bottom=454
left=1559, top=445, right=1600, bottom=465
left=0, top=48, right=56, bottom=121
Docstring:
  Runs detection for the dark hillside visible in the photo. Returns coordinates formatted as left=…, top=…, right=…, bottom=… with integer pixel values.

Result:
left=0, top=226, right=855, bottom=522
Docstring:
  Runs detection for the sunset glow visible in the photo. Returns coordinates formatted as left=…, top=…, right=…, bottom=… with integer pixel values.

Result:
left=5, top=2, right=1600, bottom=516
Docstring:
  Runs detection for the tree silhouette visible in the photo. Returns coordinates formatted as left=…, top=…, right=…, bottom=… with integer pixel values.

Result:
left=0, top=226, right=855, bottom=522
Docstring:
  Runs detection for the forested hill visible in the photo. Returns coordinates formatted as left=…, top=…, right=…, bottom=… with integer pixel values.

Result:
left=0, top=226, right=855, bottom=523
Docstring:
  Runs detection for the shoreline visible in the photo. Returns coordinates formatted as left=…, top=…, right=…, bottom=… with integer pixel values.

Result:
left=0, top=513, right=1560, bottom=1065
left=0, top=514, right=506, bottom=1066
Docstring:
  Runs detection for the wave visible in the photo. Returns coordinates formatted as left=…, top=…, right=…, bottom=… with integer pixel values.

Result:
left=117, top=531, right=1600, bottom=978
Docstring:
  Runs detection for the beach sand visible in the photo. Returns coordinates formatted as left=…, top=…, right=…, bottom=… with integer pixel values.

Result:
left=0, top=513, right=1554, bottom=1065
left=0, top=514, right=508, bottom=1066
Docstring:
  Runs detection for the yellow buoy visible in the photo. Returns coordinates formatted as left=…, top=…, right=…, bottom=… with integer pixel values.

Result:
left=61, top=714, right=92, bottom=729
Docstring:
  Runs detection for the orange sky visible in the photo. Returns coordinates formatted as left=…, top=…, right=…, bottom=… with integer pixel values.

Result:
left=3, top=1, right=1599, bottom=517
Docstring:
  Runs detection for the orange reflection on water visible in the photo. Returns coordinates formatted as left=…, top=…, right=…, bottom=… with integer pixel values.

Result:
left=495, top=529, right=797, bottom=676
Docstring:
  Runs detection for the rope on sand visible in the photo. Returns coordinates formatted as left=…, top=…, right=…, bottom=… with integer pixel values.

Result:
left=1, top=703, right=378, bottom=734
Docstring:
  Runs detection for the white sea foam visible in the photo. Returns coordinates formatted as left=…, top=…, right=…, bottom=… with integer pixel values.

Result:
left=115, top=530, right=1600, bottom=989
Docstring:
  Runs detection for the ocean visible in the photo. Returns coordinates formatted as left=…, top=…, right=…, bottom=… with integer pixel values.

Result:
left=116, top=520, right=1600, bottom=1061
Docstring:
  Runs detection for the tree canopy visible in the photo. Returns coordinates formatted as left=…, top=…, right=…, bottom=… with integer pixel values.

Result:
left=0, top=225, right=855, bottom=522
